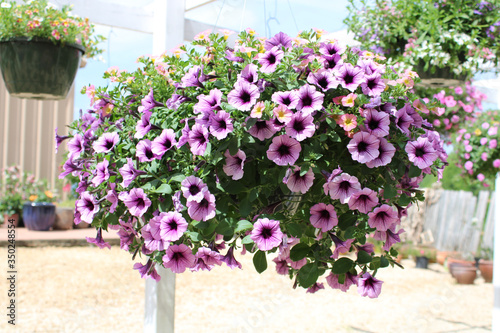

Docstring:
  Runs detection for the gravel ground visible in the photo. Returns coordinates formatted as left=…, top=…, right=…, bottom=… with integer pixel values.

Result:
left=0, top=246, right=493, bottom=333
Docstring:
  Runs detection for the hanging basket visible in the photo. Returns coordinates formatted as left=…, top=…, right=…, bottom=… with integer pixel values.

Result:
left=415, top=62, right=468, bottom=88
left=0, top=37, right=85, bottom=100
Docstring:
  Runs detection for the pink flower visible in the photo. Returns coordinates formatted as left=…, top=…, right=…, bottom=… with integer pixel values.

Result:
left=250, top=218, right=284, bottom=251
left=493, top=159, right=500, bottom=168
left=481, top=153, right=489, bottom=161
left=477, top=174, right=485, bottom=182
left=341, top=93, right=357, bottom=107
left=490, top=139, right=497, bottom=149
left=337, top=114, right=357, bottom=131
left=309, top=203, right=338, bottom=232
left=464, top=161, right=474, bottom=170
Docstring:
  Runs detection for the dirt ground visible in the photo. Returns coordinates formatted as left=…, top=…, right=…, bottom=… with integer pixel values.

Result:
left=0, top=246, right=493, bottom=333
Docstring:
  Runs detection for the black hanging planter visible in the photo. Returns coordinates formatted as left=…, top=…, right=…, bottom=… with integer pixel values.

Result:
left=23, top=202, right=56, bottom=231
left=415, top=61, right=468, bottom=88
left=0, top=37, right=85, bottom=100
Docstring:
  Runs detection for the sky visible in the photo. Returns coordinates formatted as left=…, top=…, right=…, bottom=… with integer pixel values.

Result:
left=72, top=0, right=352, bottom=117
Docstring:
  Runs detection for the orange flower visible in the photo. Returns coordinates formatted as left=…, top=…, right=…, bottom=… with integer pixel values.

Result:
left=29, top=195, right=38, bottom=201
left=45, top=191, right=53, bottom=199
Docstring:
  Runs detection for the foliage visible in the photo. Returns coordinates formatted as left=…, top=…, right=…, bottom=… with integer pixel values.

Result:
left=345, top=0, right=500, bottom=80
left=454, top=110, right=500, bottom=187
left=59, top=29, right=447, bottom=296
left=0, top=0, right=105, bottom=58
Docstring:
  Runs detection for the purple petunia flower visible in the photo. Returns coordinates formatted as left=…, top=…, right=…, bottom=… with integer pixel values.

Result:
left=285, top=111, right=316, bottom=141
left=250, top=218, right=284, bottom=251
left=55, top=128, right=69, bottom=154
left=91, top=159, right=110, bottom=187
left=194, top=88, right=223, bottom=114
left=322, top=54, right=343, bottom=71
left=324, top=173, right=361, bottom=204
left=162, top=244, right=196, bottom=273
left=330, top=234, right=354, bottom=259
left=225, top=48, right=244, bottom=62
left=187, top=123, right=209, bottom=156
left=191, top=247, right=223, bottom=272
left=272, top=90, right=300, bottom=109
left=142, top=218, right=168, bottom=252
left=360, top=72, right=385, bottom=97
left=326, top=271, right=358, bottom=292
left=348, top=188, right=378, bottom=214
left=347, top=131, right=380, bottom=164
left=134, top=260, right=161, bottom=281
left=136, top=139, right=158, bottom=162
left=152, top=129, right=177, bottom=158
left=223, top=149, right=246, bottom=180
left=93, top=132, right=120, bottom=153
left=266, top=135, right=302, bottom=166
left=237, top=63, right=259, bottom=84
left=166, top=94, right=190, bottom=111
left=265, top=31, right=293, bottom=50
left=138, top=88, right=163, bottom=113
left=366, top=138, right=396, bottom=168
left=135, top=112, right=153, bottom=139
left=373, top=225, right=404, bottom=251
left=119, top=188, right=152, bottom=217
left=319, top=41, right=346, bottom=57
left=395, top=106, right=414, bottom=136
left=307, top=70, right=339, bottom=92
left=248, top=119, right=278, bottom=141
left=181, top=65, right=207, bottom=88
left=86, top=228, right=111, bottom=249
left=181, top=176, right=208, bottom=203
left=119, top=158, right=146, bottom=188
left=357, top=58, right=385, bottom=75
left=363, top=109, right=390, bottom=138
left=405, top=137, right=439, bottom=169
left=307, top=282, right=325, bottom=294
left=106, top=183, right=118, bottom=213
left=357, top=272, right=383, bottom=298
left=67, top=133, right=85, bottom=158
left=158, top=211, right=188, bottom=242
left=283, top=167, right=315, bottom=194
left=209, top=111, right=234, bottom=140
left=222, top=246, right=242, bottom=269
left=273, top=257, right=289, bottom=275
left=335, top=63, right=365, bottom=92
left=309, top=203, right=338, bottom=232
left=227, top=80, right=260, bottom=111
left=368, top=204, right=399, bottom=231
left=76, top=191, right=99, bottom=224
left=186, top=189, right=216, bottom=221
left=258, top=46, right=284, bottom=73
left=296, top=84, right=324, bottom=115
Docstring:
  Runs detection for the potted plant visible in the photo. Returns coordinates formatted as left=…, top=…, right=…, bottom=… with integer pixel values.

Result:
left=408, top=245, right=436, bottom=269
left=454, top=110, right=500, bottom=188
left=0, top=0, right=105, bottom=99
left=0, top=166, right=31, bottom=227
left=478, top=247, right=493, bottom=283
left=23, top=178, right=58, bottom=231
left=345, top=0, right=500, bottom=84
left=58, top=29, right=447, bottom=296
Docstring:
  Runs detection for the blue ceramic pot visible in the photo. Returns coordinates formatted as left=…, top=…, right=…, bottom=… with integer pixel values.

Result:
left=23, top=202, right=56, bottom=231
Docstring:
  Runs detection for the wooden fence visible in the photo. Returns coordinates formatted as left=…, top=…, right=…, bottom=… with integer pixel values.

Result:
left=402, top=187, right=495, bottom=254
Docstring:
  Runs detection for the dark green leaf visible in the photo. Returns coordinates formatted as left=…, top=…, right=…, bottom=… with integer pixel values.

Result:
left=380, top=256, right=389, bottom=268
left=332, top=257, right=354, bottom=274
left=383, top=184, right=398, bottom=199
left=338, top=212, right=357, bottom=230
left=357, top=250, right=373, bottom=264
left=286, top=223, right=303, bottom=237
left=186, top=231, right=200, bottom=242
left=239, top=196, right=252, bottom=217
left=290, top=243, right=310, bottom=261
left=228, top=136, right=240, bottom=155
left=152, top=183, right=172, bottom=194
left=253, top=250, right=267, bottom=274
left=297, top=263, right=319, bottom=288
left=169, top=173, right=186, bottom=183
left=215, top=221, right=233, bottom=237
left=408, top=164, right=422, bottom=178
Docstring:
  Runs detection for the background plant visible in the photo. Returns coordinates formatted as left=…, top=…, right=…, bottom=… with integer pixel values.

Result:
left=59, top=29, right=447, bottom=296
left=0, top=0, right=105, bottom=58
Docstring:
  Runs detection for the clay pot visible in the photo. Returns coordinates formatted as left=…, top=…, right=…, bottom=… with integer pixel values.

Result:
left=436, top=251, right=458, bottom=266
left=53, top=207, right=74, bottom=230
left=449, top=263, right=477, bottom=284
left=446, top=256, right=475, bottom=274
left=478, top=260, right=493, bottom=283
left=2, top=214, right=19, bottom=228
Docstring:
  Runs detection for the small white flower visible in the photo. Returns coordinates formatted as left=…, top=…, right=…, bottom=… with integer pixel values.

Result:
left=0, top=2, right=11, bottom=8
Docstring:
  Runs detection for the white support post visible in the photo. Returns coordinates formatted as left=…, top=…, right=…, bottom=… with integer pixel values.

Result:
left=152, top=0, right=186, bottom=56
left=144, top=267, right=176, bottom=333
left=493, top=173, right=500, bottom=332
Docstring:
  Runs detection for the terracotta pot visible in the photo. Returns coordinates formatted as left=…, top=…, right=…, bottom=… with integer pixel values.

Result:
left=450, top=263, right=477, bottom=284
left=53, top=207, right=74, bottom=230
left=2, top=213, right=19, bottom=228
left=446, top=256, right=475, bottom=273
left=479, top=259, right=493, bottom=283
left=437, top=251, right=458, bottom=266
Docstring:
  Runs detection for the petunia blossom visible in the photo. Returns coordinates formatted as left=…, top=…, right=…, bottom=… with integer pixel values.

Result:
left=357, top=272, right=383, bottom=298
left=152, top=129, right=177, bottom=158
left=309, top=203, right=338, bottom=232
left=181, top=176, right=208, bottom=203
left=209, top=111, right=234, bottom=140
left=93, top=132, right=120, bottom=153
left=258, top=46, right=284, bottom=73
left=248, top=119, right=278, bottom=141
left=76, top=191, right=99, bottom=224
left=295, top=84, right=324, bottom=115
left=368, top=204, right=399, bottom=231
left=186, top=189, right=216, bottom=221
left=348, top=188, right=379, bottom=214
left=266, top=135, right=302, bottom=166
left=187, top=123, right=210, bottom=156
left=366, top=138, right=396, bottom=168
left=158, top=211, right=189, bottom=242
left=285, top=111, right=315, bottom=141
left=347, top=131, right=380, bottom=164
left=284, top=167, right=315, bottom=194
left=227, top=80, right=260, bottom=111
left=119, top=188, right=152, bottom=217
left=324, top=173, right=361, bottom=204
left=223, top=149, right=246, bottom=180
left=250, top=218, right=284, bottom=251
left=405, top=137, right=438, bottom=169
left=162, top=244, right=195, bottom=273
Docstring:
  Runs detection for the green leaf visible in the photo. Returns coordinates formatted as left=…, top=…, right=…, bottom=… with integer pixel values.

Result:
left=239, top=196, right=252, bottom=217
left=300, top=164, right=310, bottom=176
left=286, top=223, right=303, bottom=237
left=222, top=182, right=247, bottom=195
left=235, top=220, right=253, bottom=233
left=215, top=221, right=233, bottom=237
left=332, top=257, right=354, bottom=274
left=338, top=212, right=357, bottom=230
left=357, top=250, right=373, bottom=264
left=290, top=243, right=310, bottom=261
left=253, top=250, right=267, bottom=274
left=169, top=173, right=186, bottom=183
left=186, top=231, right=200, bottom=242
left=398, top=194, right=412, bottom=207
left=408, top=164, right=422, bottom=178
left=242, top=235, right=254, bottom=244
left=370, top=257, right=381, bottom=270
left=152, top=183, right=172, bottom=194
left=249, top=188, right=259, bottom=202
left=383, top=184, right=398, bottom=199
left=380, top=256, right=389, bottom=268
left=297, top=263, right=319, bottom=288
